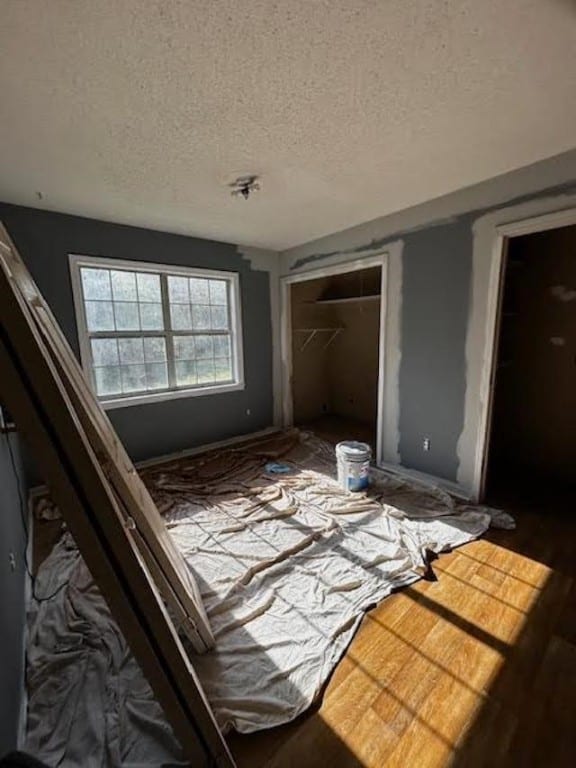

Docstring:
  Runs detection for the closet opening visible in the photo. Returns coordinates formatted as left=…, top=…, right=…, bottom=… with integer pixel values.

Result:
left=287, top=264, right=383, bottom=452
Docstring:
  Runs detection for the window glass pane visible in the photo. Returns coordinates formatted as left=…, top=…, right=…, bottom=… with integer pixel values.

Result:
left=197, top=359, right=215, bottom=384
left=174, top=336, right=195, bottom=360
left=145, top=362, right=168, bottom=390
left=213, top=335, right=231, bottom=358
left=189, top=278, right=210, bottom=303
left=209, top=280, right=228, bottom=305
left=195, top=336, right=213, bottom=359
left=85, top=300, right=115, bottom=331
left=118, top=337, right=145, bottom=364
left=214, top=358, right=232, bottom=382
left=143, top=337, right=167, bottom=363
left=175, top=360, right=197, bottom=387
left=94, top=366, right=122, bottom=396
left=81, top=268, right=111, bottom=300
left=170, top=303, right=192, bottom=330
left=192, top=304, right=211, bottom=330
left=111, top=270, right=137, bottom=301
left=91, top=338, right=119, bottom=367
left=120, top=364, right=147, bottom=393
left=78, top=263, right=238, bottom=401
left=168, top=276, right=189, bottom=303
left=210, top=305, right=228, bottom=330
left=139, top=302, right=163, bottom=330
left=137, top=272, right=161, bottom=302
left=114, top=302, right=140, bottom=331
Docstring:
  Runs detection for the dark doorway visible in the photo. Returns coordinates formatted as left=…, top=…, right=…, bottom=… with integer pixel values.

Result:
left=484, top=224, right=576, bottom=503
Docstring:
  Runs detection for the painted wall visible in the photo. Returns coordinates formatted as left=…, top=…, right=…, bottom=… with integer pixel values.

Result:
left=396, top=218, right=472, bottom=478
left=0, top=431, right=27, bottom=756
left=0, top=203, right=275, bottom=471
left=282, top=149, right=576, bottom=486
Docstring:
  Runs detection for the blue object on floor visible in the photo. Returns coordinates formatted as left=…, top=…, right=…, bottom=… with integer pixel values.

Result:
left=265, top=462, right=293, bottom=474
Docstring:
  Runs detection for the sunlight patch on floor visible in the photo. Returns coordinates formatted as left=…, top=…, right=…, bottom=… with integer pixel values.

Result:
left=316, top=539, right=553, bottom=768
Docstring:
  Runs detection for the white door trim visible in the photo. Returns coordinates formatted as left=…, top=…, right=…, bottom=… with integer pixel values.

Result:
left=279, top=242, right=403, bottom=466
left=457, top=196, right=576, bottom=500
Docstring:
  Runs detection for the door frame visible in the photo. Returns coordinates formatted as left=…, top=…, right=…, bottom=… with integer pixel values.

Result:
left=279, top=247, right=401, bottom=466
left=473, top=205, right=576, bottom=501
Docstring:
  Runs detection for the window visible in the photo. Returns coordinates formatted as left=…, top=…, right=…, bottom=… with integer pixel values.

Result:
left=70, top=255, right=244, bottom=407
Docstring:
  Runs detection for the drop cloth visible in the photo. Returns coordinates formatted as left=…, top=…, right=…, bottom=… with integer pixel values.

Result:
left=26, top=431, right=503, bottom=765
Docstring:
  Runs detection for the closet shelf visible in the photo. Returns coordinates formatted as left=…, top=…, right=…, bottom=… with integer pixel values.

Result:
left=313, top=294, right=380, bottom=305
left=294, top=327, right=345, bottom=352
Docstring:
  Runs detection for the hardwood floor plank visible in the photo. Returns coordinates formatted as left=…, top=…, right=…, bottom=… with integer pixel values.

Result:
left=230, top=503, right=576, bottom=768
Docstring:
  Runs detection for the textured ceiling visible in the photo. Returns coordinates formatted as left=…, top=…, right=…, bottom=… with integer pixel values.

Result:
left=1, top=1, right=575, bottom=250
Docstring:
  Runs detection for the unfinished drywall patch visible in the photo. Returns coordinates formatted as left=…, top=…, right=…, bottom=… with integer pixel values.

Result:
left=0, top=203, right=274, bottom=473
left=283, top=157, right=576, bottom=492
left=381, top=243, right=402, bottom=465
left=282, top=150, right=576, bottom=273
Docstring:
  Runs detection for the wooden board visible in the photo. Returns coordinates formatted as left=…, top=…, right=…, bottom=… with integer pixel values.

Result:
left=0, top=222, right=213, bottom=652
left=0, top=224, right=234, bottom=767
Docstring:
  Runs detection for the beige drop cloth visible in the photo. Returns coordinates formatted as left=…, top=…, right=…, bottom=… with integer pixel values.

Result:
left=26, top=431, right=507, bottom=766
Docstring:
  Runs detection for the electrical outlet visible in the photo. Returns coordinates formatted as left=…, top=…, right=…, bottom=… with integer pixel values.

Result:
left=246, top=408, right=251, bottom=416
left=423, top=438, right=431, bottom=452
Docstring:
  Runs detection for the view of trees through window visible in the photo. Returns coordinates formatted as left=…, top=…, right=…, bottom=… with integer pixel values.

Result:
left=77, top=264, right=237, bottom=399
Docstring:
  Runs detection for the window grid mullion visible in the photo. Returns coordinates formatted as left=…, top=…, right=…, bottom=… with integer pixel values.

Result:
left=87, top=329, right=230, bottom=339
left=76, top=262, right=240, bottom=402
left=160, top=274, right=177, bottom=389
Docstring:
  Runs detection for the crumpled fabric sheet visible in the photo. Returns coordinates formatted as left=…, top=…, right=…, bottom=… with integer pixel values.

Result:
left=26, top=431, right=502, bottom=766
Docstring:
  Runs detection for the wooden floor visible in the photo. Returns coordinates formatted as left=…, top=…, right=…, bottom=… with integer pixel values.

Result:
left=228, top=493, right=576, bottom=767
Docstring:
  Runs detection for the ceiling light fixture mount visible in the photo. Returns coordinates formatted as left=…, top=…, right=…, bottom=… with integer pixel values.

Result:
left=229, top=175, right=261, bottom=200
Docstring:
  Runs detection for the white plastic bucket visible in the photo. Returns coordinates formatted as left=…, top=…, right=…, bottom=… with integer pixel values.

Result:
left=336, top=441, right=372, bottom=492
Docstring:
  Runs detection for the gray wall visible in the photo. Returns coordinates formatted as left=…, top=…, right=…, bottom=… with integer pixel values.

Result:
left=0, top=203, right=274, bottom=473
left=397, top=217, right=473, bottom=479
left=0, top=431, right=27, bottom=756
left=283, top=150, right=576, bottom=482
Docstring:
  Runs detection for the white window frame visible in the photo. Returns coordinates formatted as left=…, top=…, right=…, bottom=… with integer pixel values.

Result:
left=69, top=254, right=245, bottom=409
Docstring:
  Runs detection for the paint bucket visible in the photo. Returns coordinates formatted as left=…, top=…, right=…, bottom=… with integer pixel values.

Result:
left=335, top=441, right=372, bottom=492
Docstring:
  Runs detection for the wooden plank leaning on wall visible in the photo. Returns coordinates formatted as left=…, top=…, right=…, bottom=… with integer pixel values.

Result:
left=0, top=222, right=213, bottom=653
left=0, top=223, right=236, bottom=768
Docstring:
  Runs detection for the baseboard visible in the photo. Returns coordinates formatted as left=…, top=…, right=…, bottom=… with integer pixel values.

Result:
left=374, top=461, right=473, bottom=501
left=136, top=426, right=283, bottom=469
left=28, top=431, right=473, bottom=506
left=27, top=427, right=285, bottom=498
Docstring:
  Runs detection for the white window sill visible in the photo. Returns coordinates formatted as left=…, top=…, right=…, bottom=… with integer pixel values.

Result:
left=100, top=380, right=245, bottom=410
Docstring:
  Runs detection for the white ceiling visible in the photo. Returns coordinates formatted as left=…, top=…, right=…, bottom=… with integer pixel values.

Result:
left=1, top=1, right=575, bottom=251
